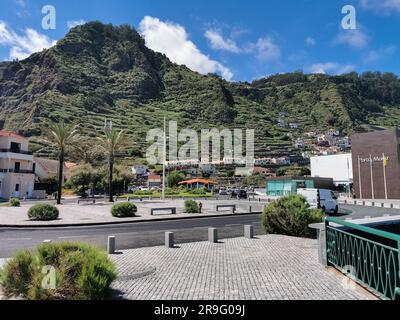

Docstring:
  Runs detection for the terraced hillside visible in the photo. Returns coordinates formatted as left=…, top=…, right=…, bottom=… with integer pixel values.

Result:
left=0, top=21, right=400, bottom=160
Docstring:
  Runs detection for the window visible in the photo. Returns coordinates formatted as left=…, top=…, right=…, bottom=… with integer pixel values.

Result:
left=14, top=162, right=20, bottom=173
left=10, top=142, right=21, bottom=152
left=15, top=184, right=20, bottom=192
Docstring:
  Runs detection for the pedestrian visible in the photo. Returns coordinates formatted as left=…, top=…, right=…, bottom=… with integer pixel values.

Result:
left=199, top=201, right=203, bottom=214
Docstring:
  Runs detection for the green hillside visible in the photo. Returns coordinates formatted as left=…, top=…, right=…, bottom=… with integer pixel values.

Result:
left=1, top=21, right=400, bottom=160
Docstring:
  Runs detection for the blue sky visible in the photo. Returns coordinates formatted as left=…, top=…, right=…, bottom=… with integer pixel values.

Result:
left=1, top=0, right=399, bottom=81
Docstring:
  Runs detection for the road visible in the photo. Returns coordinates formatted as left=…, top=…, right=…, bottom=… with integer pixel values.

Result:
left=0, top=204, right=399, bottom=258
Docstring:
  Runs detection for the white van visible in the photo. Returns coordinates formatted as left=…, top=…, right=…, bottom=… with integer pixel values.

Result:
left=297, top=188, right=339, bottom=214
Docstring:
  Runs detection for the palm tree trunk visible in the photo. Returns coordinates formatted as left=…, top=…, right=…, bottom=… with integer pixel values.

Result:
left=57, top=149, right=64, bottom=205
left=109, top=156, right=114, bottom=202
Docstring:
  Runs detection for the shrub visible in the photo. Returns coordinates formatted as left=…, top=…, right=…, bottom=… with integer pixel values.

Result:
left=111, top=202, right=137, bottom=218
left=9, top=198, right=21, bottom=207
left=28, top=204, right=59, bottom=221
left=188, top=188, right=208, bottom=195
left=0, top=243, right=117, bottom=300
left=261, top=194, right=324, bottom=238
left=185, top=200, right=199, bottom=213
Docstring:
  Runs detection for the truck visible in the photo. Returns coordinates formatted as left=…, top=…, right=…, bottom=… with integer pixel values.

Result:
left=297, top=188, right=339, bottom=214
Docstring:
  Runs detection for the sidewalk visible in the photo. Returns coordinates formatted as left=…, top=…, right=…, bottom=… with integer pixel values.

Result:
left=0, top=200, right=265, bottom=227
left=339, top=197, right=400, bottom=209
left=110, top=235, right=377, bottom=300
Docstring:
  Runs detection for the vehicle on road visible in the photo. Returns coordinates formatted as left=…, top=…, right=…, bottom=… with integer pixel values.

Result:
left=297, top=188, right=338, bottom=214
left=231, top=189, right=248, bottom=199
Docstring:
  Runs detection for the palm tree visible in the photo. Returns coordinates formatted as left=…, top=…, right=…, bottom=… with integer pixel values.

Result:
left=44, top=121, right=79, bottom=205
left=97, top=128, right=125, bottom=202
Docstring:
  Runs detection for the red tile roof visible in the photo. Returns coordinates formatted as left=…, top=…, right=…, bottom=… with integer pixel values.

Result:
left=0, top=130, right=26, bottom=139
left=178, top=179, right=218, bottom=185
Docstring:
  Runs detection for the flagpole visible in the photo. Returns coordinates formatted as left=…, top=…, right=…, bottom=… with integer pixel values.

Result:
left=383, top=153, right=388, bottom=200
left=369, top=154, right=374, bottom=200
left=358, top=156, right=362, bottom=199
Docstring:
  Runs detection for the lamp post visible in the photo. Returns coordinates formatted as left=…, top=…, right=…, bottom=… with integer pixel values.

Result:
left=162, top=117, right=166, bottom=201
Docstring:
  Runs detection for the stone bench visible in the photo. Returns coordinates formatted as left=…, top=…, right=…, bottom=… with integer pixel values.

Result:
left=216, top=204, right=236, bottom=213
left=150, top=207, right=177, bottom=216
left=77, top=199, right=96, bottom=205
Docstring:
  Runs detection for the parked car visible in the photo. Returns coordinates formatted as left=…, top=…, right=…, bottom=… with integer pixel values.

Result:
left=297, top=188, right=338, bottom=214
left=219, top=188, right=228, bottom=196
left=231, top=189, right=248, bottom=199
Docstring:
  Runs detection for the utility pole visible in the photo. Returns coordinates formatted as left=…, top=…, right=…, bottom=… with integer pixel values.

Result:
left=162, top=116, right=166, bottom=201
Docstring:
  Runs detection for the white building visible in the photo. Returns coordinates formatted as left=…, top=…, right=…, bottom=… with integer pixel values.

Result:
left=0, top=131, right=35, bottom=199
left=131, top=164, right=148, bottom=176
left=311, top=153, right=353, bottom=187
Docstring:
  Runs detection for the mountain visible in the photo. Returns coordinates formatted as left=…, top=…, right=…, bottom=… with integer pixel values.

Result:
left=1, top=21, right=400, bottom=159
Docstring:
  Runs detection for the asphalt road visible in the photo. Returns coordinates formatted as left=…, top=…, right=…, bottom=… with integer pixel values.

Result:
left=0, top=214, right=264, bottom=258
left=0, top=204, right=399, bottom=258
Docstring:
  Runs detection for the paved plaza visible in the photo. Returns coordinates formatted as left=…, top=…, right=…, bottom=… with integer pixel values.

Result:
left=0, top=199, right=265, bottom=227
left=110, top=235, right=377, bottom=300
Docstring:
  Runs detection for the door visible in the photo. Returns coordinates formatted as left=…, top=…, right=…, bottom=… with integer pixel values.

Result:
left=14, top=162, right=20, bottom=173
left=14, top=183, right=20, bottom=198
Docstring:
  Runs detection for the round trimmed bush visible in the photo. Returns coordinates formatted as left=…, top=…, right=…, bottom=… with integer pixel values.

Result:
left=0, top=242, right=117, bottom=300
left=9, top=198, right=21, bottom=207
left=111, top=202, right=137, bottom=218
left=261, top=194, right=324, bottom=238
left=28, top=204, right=59, bottom=221
left=185, top=200, right=199, bottom=213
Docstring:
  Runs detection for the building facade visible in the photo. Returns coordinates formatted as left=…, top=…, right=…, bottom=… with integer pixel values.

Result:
left=352, top=128, right=400, bottom=200
left=311, top=153, right=353, bottom=188
left=266, top=176, right=334, bottom=197
left=0, top=131, right=35, bottom=199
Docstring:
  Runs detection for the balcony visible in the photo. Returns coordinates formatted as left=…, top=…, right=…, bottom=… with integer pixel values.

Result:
left=0, top=168, right=35, bottom=174
left=0, top=148, right=33, bottom=155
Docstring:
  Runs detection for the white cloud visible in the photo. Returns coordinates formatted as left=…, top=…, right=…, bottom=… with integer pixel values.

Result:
left=309, top=62, right=355, bottom=75
left=204, top=28, right=281, bottom=63
left=14, top=0, right=26, bottom=7
left=139, top=16, right=233, bottom=80
left=67, top=20, right=86, bottom=29
left=0, top=21, right=57, bottom=60
left=333, top=29, right=369, bottom=49
left=204, top=30, right=240, bottom=53
left=253, top=37, right=281, bottom=62
left=305, top=37, right=316, bottom=46
left=363, top=45, right=396, bottom=63
left=360, top=0, right=400, bottom=13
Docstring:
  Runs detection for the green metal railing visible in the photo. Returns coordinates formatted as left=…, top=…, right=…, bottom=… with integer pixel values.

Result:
left=325, top=217, right=400, bottom=300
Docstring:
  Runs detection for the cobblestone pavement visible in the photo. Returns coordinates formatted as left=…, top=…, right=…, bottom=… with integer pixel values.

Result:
left=110, top=235, right=377, bottom=300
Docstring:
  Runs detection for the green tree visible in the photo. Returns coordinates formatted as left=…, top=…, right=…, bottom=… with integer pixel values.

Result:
left=97, top=128, right=125, bottom=202
left=242, top=173, right=267, bottom=187
left=167, top=171, right=185, bottom=188
left=44, top=121, right=79, bottom=204
left=68, top=164, right=95, bottom=197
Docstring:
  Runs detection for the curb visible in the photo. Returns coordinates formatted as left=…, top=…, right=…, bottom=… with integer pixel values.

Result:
left=0, top=211, right=263, bottom=229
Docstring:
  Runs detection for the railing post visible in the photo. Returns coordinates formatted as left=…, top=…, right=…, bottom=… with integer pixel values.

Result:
left=322, top=218, right=329, bottom=267
left=396, top=240, right=400, bottom=301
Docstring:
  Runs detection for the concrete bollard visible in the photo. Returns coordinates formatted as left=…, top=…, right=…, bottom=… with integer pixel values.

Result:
left=383, top=214, right=391, bottom=217
left=108, top=236, right=116, bottom=254
left=364, top=216, right=371, bottom=219
left=165, top=232, right=174, bottom=248
left=43, top=240, right=52, bottom=244
left=244, top=225, right=254, bottom=239
left=208, top=228, right=218, bottom=243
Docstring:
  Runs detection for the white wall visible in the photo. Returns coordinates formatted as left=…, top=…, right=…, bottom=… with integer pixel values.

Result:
left=311, top=154, right=353, bottom=184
